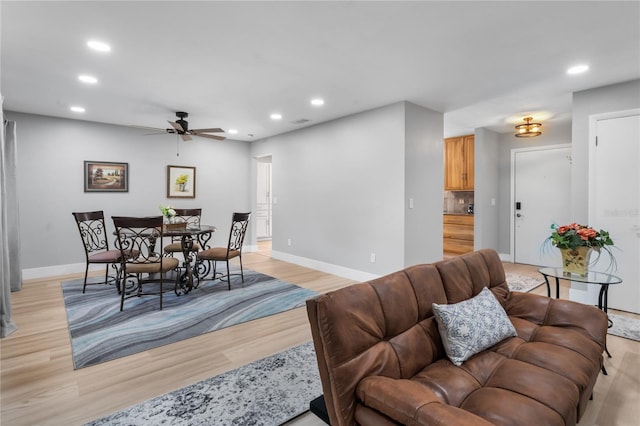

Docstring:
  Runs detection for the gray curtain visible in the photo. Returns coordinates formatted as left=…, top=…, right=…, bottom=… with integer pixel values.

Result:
left=1, top=98, right=22, bottom=338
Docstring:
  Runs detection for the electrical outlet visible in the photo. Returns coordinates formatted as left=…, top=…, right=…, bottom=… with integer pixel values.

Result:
left=370, top=253, right=376, bottom=263
left=287, top=238, right=292, bottom=246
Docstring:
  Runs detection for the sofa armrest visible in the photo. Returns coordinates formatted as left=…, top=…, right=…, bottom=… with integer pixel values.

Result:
left=356, top=376, right=494, bottom=426
left=507, top=291, right=607, bottom=348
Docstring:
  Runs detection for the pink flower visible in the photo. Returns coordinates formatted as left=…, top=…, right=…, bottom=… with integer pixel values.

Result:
left=577, top=228, right=597, bottom=240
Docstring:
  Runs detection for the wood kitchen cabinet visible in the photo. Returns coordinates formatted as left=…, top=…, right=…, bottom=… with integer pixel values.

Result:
left=443, top=214, right=474, bottom=254
left=444, top=135, right=474, bottom=190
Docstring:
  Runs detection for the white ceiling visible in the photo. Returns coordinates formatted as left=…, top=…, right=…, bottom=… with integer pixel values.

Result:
left=2, top=1, right=639, bottom=141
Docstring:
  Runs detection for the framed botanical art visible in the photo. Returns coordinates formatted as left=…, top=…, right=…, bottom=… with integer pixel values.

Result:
left=167, top=165, right=196, bottom=198
left=84, top=161, right=129, bottom=192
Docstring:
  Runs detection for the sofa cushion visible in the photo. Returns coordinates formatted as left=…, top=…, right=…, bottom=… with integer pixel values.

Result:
left=433, top=287, right=517, bottom=366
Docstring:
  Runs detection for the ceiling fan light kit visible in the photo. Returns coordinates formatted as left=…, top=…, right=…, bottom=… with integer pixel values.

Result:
left=164, top=111, right=226, bottom=141
left=515, top=116, right=542, bottom=138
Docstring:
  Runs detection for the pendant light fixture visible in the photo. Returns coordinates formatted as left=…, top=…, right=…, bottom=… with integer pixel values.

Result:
left=515, top=117, right=542, bottom=138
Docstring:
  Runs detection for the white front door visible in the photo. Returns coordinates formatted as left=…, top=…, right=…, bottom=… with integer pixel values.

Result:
left=590, top=111, right=640, bottom=314
left=513, top=145, right=572, bottom=266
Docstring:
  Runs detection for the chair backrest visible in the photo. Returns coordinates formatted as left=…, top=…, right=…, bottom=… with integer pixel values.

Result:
left=171, top=208, right=202, bottom=227
left=72, top=210, right=110, bottom=257
left=112, top=216, right=163, bottom=263
left=227, top=212, right=251, bottom=251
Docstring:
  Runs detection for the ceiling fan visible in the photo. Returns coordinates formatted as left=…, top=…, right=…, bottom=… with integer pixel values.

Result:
left=142, top=112, right=226, bottom=141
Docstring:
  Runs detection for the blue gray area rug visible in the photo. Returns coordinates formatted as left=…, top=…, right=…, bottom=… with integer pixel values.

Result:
left=85, top=341, right=321, bottom=426
left=62, top=270, right=318, bottom=369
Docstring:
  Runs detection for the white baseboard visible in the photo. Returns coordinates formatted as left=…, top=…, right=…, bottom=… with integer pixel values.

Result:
left=23, top=262, right=95, bottom=281
left=270, top=250, right=380, bottom=283
left=499, top=253, right=513, bottom=262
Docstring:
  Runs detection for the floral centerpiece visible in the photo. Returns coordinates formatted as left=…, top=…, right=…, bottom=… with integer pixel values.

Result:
left=159, top=205, right=176, bottom=222
left=159, top=205, right=186, bottom=230
left=548, top=223, right=615, bottom=275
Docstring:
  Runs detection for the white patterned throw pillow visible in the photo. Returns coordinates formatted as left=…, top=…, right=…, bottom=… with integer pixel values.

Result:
left=432, top=287, right=517, bottom=366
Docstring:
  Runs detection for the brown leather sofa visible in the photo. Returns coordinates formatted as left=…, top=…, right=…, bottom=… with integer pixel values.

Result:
left=306, top=249, right=607, bottom=426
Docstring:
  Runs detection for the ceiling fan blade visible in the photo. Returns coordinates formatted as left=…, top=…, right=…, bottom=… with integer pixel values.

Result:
left=130, top=124, right=166, bottom=131
left=196, top=133, right=226, bottom=141
left=168, top=120, right=185, bottom=132
left=181, top=133, right=192, bottom=141
left=191, top=128, right=224, bottom=133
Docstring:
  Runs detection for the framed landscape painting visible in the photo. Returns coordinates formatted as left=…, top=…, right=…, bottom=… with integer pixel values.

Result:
left=84, top=161, right=128, bottom=192
left=167, top=165, right=196, bottom=198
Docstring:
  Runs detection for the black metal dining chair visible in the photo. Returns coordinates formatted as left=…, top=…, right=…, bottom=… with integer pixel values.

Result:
left=196, top=212, right=251, bottom=290
left=163, top=208, right=203, bottom=256
left=72, top=210, right=123, bottom=293
left=112, top=216, right=180, bottom=311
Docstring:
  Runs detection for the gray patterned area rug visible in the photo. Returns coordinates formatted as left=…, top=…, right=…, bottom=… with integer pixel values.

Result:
left=608, top=313, right=640, bottom=342
left=506, top=272, right=544, bottom=293
left=62, top=270, right=318, bottom=369
left=85, top=341, right=321, bottom=426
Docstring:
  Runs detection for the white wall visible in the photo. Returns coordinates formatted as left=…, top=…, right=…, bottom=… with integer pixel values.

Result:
left=11, top=112, right=251, bottom=279
left=404, top=102, right=444, bottom=267
left=251, top=102, right=443, bottom=278
left=474, top=128, right=500, bottom=252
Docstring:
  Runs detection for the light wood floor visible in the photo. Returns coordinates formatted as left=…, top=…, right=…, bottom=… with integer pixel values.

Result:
left=2, top=243, right=638, bottom=426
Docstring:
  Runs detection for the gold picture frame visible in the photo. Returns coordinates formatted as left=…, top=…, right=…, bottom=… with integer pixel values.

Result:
left=167, top=165, right=196, bottom=198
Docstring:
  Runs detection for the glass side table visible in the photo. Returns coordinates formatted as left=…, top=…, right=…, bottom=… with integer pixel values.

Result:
left=538, top=267, right=623, bottom=375
left=538, top=267, right=622, bottom=310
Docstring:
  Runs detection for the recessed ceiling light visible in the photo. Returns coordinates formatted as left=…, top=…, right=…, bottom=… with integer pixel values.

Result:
left=70, top=106, right=86, bottom=113
left=311, top=98, right=325, bottom=106
left=228, top=129, right=238, bottom=134
left=78, top=74, right=98, bottom=84
left=87, top=40, right=111, bottom=52
left=567, top=64, right=589, bottom=75
left=270, top=113, right=282, bottom=120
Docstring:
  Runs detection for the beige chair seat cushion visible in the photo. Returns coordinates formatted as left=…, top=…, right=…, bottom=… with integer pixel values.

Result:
left=125, top=257, right=179, bottom=274
left=198, top=247, right=240, bottom=261
left=88, top=249, right=122, bottom=263
left=163, top=242, right=201, bottom=253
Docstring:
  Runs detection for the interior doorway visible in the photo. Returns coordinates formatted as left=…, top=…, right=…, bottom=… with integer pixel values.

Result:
left=512, top=145, right=572, bottom=266
left=256, top=156, right=272, bottom=241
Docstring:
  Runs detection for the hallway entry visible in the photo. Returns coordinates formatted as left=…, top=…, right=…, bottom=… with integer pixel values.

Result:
left=256, top=156, right=273, bottom=240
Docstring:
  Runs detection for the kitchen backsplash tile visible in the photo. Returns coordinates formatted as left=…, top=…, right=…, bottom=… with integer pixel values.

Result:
left=444, top=191, right=474, bottom=214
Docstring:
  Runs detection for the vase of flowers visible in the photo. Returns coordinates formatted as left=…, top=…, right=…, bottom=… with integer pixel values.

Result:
left=548, top=223, right=615, bottom=276
left=159, top=205, right=176, bottom=224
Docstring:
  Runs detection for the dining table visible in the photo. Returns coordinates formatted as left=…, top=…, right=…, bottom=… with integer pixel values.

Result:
left=163, top=224, right=216, bottom=294
left=113, top=224, right=216, bottom=295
